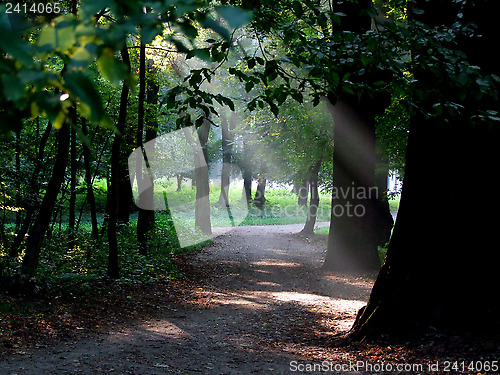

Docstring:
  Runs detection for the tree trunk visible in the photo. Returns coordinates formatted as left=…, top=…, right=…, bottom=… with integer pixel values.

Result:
left=193, top=119, right=212, bottom=234
left=176, top=174, right=182, bottom=191
left=21, top=122, right=70, bottom=277
left=107, top=47, right=131, bottom=278
left=68, top=109, right=77, bottom=249
left=218, top=113, right=232, bottom=206
left=296, top=179, right=308, bottom=206
left=349, top=107, right=500, bottom=339
left=240, top=135, right=252, bottom=203
left=253, top=175, right=267, bottom=208
left=323, top=0, right=389, bottom=272
left=81, top=118, right=99, bottom=240
left=349, top=0, right=500, bottom=339
left=10, top=121, right=52, bottom=257
left=301, top=159, right=322, bottom=235
left=323, top=98, right=382, bottom=272
left=14, top=127, right=21, bottom=231
left=374, top=161, right=394, bottom=248
left=137, top=58, right=159, bottom=255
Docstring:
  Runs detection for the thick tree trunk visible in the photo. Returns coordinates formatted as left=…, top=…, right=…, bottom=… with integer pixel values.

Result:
left=349, top=109, right=500, bottom=339
left=323, top=98, right=382, bottom=272
left=323, top=0, right=390, bottom=272
left=349, top=0, right=500, bottom=339
left=301, top=160, right=322, bottom=235
left=296, top=179, right=308, bottom=206
left=21, top=122, right=70, bottom=277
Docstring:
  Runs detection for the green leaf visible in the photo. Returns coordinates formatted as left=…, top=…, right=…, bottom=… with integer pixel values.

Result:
left=291, top=1, right=303, bottom=18
left=38, top=19, right=76, bottom=53
left=79, top=0, right=112, bottom=20
left=1, top=75, right=25, bottom=101
left=69, top=44, right=95, bottom=69
left=52, top=110, right=67, bottom=130
left=269, top=101, right=279, bottom=117
left=245, top=81, right=254, bottom=92
left=142, top=24, right=163, bottom=44
left=197, top=15, right=230, bottom=41
left=178, top=20, right=198, bottom=40
left=291, top=91, right=303, bottom=103
left=247, top=58, right=256, bottom=69
left=0, top=30, right=34, bottom=66
left=64, top=71, right=105, bottom=122
left=97, top=48, right=127, bottom=86
left=216, top=6, right=252, bottom=29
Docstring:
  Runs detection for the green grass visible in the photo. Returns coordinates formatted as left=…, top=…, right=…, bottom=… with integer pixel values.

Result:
left=2, top=182, right=331, bottom=286
left=156, top=182, right=332, bottom=227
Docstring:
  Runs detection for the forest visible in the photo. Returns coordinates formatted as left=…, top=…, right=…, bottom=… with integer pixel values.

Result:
left=1, top=0, right=499, bottom=372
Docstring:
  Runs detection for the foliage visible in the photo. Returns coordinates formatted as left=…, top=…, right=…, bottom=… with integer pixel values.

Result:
left=0, top=0, right=252, bottom=134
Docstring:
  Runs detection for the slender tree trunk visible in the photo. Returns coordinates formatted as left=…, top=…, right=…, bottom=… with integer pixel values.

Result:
left=15, top=128, right=21, bottom=231
left=301, top=159, right=322, bottom=235
left=67, top=0, right=78, bottom=249
left=107, top=47, right=131, bottom=278
left=194, top=119, right=212, bottom=234
left=68, top=109, right=77, bottom=249
left=375, top=161, right=394, bottom=248
left=21, top=122, right=70, bottom=277
left=10, top=122, right=52, bottom=257
left=176, top=174, right=182, bottom=191
left=136, top=38, right=147, bottom=255
left=218, top=114, right=232, bottom=206
left=240, top=135, right=252, bottom=203
left=81, top=118, right=98, bottom=240
left=137, top=59, right=159, bottom=255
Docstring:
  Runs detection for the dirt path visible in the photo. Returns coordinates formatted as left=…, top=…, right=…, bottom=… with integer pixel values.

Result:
left=1, top=224, right=376, bottom=374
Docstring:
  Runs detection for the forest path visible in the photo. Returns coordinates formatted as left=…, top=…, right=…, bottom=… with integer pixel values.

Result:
left=1, top=224, right=376, bottom=374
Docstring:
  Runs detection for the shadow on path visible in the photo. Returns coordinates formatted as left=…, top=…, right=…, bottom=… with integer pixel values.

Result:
left=1, top=224, right=376, bottom=374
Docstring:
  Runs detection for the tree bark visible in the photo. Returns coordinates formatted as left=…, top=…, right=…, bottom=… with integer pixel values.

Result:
left=323, top=97, right=382, bottom=272
left=10, top=121, right=52, bottom=257
left=21, top=122, right=70, bottom=277
left=296, top=179, right=308, bottom=206
left=253, top=175, right=267, bottom=208
left=68, top=109, right=77, bottom=249
left=301, top=159, right=322, bottom=235
left=349, top=0, right=500, bottom=339
left=218, top=113, right=232, bottom=206
left=323, top=0, right=390, bottom=272
left=14, top=127, right=21, bottom=231
left=194, top=119, right=212, bottom=234
left=137, top=59, right=159, bottom=255
left=176, top=174, right=182, bottom=191
left=81, top=118, right=99, bottom=240
left=107, top=47, right=131, bottom=278
left=241, top=136, right=252, bottom=203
